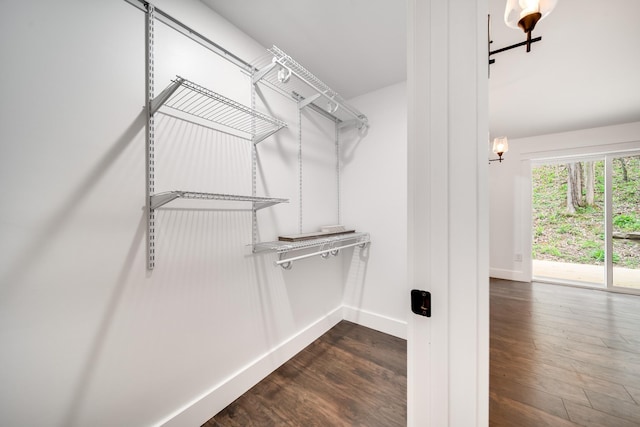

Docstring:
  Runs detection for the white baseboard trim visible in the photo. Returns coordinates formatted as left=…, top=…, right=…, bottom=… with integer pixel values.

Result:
left=157, top=306, right=344, bottom=427
left=490, top=267, right=530, bottom=283
left=342, top=305, right=408, bottom=340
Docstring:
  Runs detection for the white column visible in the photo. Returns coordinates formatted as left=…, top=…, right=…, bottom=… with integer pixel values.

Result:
left=407, top=0, right=489, bottom=425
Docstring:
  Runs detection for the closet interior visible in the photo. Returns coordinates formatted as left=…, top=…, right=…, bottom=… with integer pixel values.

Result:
left=132, top=0, right=371, bottom=270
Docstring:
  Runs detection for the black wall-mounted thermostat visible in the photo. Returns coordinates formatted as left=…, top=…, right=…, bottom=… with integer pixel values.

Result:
left=411, top=289, right=431, bottom=317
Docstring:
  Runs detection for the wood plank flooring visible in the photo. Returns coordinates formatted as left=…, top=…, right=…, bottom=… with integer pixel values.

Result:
left=490, top=278, right=640, bottom=426
left=203, top=321, right=407, bottom=426
left=204, top=279, right=640, bottom=426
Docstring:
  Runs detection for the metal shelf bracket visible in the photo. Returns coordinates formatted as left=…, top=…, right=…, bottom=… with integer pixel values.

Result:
left=298, top=93, right=321, bottom=110
left=150, top=78, right=183, bottom=115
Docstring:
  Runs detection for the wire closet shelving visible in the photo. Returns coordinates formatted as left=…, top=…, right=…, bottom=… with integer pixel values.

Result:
left=129, top=0, right=370, bottom=269
left=253, top=232, right=370, bottom=270
left=149, top=75, right=289, bottom=212
left=150, top=191, right=288, bottom=210
left=249, top=46, right=372, bottom=266
left=252, top=46, right=369, bottom=130
left=144, top=71, right=289, bottom=269
left=153, top=76, right=287, bottom=143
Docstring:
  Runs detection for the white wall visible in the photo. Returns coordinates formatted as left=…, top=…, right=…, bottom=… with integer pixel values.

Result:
left=341, top=82, right=409, bottom=338
left=489, top=121, right=640, bottom=282
left=0, top=1, right=372, bottom=426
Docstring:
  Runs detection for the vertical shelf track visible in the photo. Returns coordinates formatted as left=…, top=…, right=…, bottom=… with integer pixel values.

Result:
left=335, top=121, right=341, bottom=225
left=298, top=106, right=303, bottom=234
left=251, top=69, right=258, bottom=246
left=146, top=4, right=156, bottom=270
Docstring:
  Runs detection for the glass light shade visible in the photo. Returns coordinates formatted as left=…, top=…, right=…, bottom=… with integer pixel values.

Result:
left=504, top=0, right=558, bottom=31
left=492, top=137, right=509, bottom=154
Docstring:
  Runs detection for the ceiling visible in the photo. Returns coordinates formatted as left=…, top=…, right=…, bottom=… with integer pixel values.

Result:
left=202, top=0, right=640, bottom=139
left=201, top=0, right=406, bottom=100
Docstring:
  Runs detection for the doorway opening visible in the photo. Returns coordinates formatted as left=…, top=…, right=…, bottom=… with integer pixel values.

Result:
left=531, top=154, right=640, bottom=292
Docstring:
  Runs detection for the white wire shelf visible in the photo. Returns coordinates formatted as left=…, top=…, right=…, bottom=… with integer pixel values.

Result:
left=152, top=76, right=287, bottom=143
left=252, top=46, right=368, bottom=129
left=253, top=232, right=370, bottom=269
left=150, top=191, right=288, bottom=210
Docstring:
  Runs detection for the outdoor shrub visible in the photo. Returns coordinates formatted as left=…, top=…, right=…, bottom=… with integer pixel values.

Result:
left=558, top=224, right=574, bottom=234
left=581, top=240, right=600, bottom=249
left=540, top=245, right=562, bottom=257
left=590, top=249, right=620, bottom=263
left=591, top=249, right=605, bottom=262
left=613, top=214, right=640, bottom=231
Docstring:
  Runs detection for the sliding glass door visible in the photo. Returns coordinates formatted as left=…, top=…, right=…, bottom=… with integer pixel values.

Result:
left=610, top=154, right=640, bottom=290
left=532, top=152, right=640, bottom=292
left=532, top=159, right=606, bottom=286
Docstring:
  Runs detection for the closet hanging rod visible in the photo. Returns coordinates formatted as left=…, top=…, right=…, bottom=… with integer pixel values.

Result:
left=124, top=0, right=255, bottom=73
left=275, top=240, right=369, bottom=269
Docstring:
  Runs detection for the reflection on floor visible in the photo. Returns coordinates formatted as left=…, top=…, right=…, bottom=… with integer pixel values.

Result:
left=533, top=259, right=640, bottom=289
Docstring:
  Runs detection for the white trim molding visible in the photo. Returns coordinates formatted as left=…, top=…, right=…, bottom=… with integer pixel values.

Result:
left=342, top=305, right=408, bottom=340
left=158, top=307, right=343, bottom=427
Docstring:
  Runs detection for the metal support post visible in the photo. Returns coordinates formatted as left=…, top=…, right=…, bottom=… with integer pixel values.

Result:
left=145, top=3, right=156, bottom=270
left=335, top=122, right=341, bottom=225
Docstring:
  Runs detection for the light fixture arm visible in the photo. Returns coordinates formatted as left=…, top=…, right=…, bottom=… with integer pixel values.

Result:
left=489, top=152, right=506, bottom=163
left=489, top=33, right=542, bottom=65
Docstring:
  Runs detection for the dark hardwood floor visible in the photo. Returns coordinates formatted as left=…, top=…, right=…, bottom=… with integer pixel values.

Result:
left=203, top=321, right=407, bottom=426
left=204, top=279, right=640, bottom=426
left=490, top=278, right=640, bottom=426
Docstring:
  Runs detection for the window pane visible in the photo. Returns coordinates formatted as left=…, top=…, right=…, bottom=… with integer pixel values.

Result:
left=532, top=161, right=605, bottom=286
left=612, top=155, right=640, bottom=289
